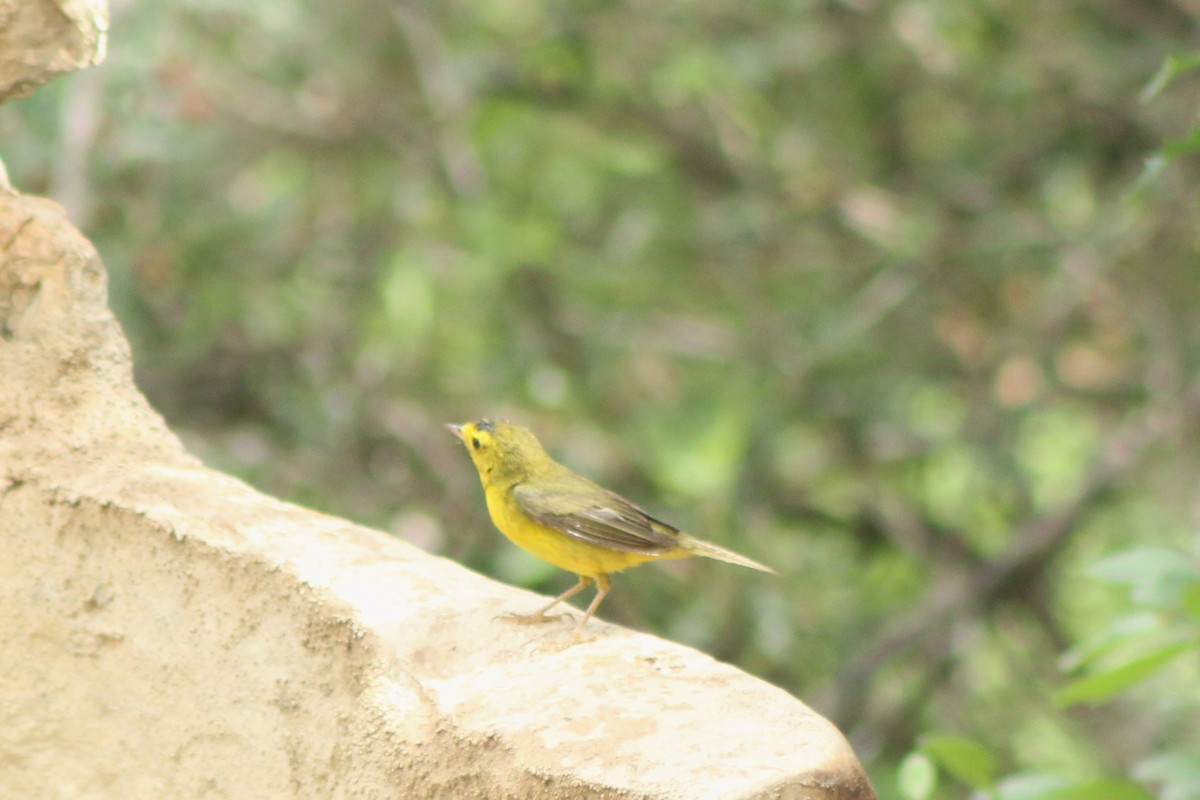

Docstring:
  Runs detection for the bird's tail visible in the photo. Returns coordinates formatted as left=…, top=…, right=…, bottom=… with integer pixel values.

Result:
left=679, top=534, right=777, bottom=574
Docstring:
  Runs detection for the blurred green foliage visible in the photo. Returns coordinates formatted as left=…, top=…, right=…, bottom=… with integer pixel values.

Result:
left=900, top=544, right=1200, bottom=800
left=4, top=0, right=1200, bottom=794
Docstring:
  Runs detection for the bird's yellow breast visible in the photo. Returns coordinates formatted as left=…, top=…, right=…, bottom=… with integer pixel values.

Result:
left=483, top=483, right=659, bottom=579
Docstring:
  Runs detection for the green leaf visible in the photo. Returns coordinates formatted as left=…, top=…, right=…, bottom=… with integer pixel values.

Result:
left=997, top=775, right=1156, bottom=800
left=1135, top=753, right=1200, bottom=800
left=995, top=772, right=1071, bottom=800
left=1058, top=612, right=1161, bottom=672
left=921, top=734, right=997, bottom=789
left=1015, top=406, right=1098, bottom=512
left=1055, top=640, right=1195, bottom=707
left=1138, top=129, right=1200, bottom=179
left=1182, top=584, right=1200, bottom=621
left=1161, top=127, right=1200, bottom=161
left=1141, top=52, right=1200, bottom=103
left=1087, top=547, right=1200, bottom=607
left=639, top=393, right=753, bottom=500
left=898, top=752, right=937, bottom=800
left=1044, top=779, right=1155, bottom=800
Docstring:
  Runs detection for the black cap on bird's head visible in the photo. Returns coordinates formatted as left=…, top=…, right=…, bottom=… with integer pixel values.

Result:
left=445, top=418, right=550, bottom=480
left=444, top=417, right=499, bottom=444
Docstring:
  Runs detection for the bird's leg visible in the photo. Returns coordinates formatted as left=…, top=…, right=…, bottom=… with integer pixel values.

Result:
left=571, top=575, right=612, bottom=641
left=500, top=577, right=592, bottom=625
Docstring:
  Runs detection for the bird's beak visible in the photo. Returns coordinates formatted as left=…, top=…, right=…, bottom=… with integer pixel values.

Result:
left=444, top=423, right=465, bottom=441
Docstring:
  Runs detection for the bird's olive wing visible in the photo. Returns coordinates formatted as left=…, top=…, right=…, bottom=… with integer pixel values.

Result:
left=512, top=483, right=680, bottom=555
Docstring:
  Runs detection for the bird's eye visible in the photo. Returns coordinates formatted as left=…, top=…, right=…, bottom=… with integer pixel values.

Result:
left=471, top=437, right=482, bottom=450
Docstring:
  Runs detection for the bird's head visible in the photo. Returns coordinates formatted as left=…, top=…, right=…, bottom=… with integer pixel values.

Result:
left=445, top=418, right=549, bottom=484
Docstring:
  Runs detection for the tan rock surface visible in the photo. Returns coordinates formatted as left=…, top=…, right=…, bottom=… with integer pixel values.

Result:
left=0, top=179, right=875, bottom=800
left=0, top=0, right=108, bottom=101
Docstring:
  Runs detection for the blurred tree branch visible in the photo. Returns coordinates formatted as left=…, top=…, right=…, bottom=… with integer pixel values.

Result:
left=830, top=399, right=1178, bottom=740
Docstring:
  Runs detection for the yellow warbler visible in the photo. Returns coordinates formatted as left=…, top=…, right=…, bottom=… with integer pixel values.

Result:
left=447, top=419, right=774, bottom=637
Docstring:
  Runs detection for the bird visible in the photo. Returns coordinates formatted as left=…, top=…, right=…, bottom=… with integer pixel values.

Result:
left=446, top=418, right=775, bottom=638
